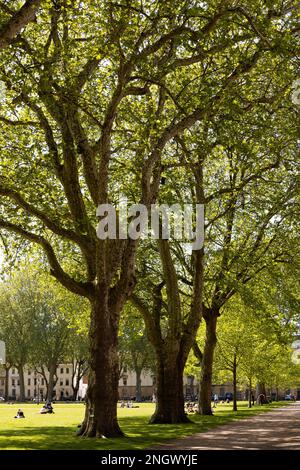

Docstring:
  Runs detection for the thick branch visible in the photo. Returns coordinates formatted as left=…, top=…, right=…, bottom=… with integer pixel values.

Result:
left=158, top=239, right=182, bottom=338
left=0, top=0, right=41, bottom=49
left=0, top=218, right=93, bottom=298
left=0, top=184, right=85, bottom=246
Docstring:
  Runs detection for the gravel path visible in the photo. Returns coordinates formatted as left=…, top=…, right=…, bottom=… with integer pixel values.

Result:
left=151, top=403, right=300, bottom=450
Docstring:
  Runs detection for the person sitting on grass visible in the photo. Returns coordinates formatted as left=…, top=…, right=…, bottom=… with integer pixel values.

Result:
left=14, top=409, right=25, bottom=418
left=40, top=402, right=54, bottom=414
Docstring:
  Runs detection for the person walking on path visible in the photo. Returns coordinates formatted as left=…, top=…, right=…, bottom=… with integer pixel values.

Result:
left=213, top=394, right=219, bottom=408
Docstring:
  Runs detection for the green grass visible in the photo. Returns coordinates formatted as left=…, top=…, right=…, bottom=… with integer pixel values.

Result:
left=0, top=401, right=289, bottom=450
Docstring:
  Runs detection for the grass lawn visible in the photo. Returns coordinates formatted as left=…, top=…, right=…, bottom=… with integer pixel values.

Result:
left=0, top=401, right=289, bottom=450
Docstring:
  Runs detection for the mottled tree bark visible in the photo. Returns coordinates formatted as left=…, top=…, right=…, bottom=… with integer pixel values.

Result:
left=78, top=293, right=123, bottom=438
left=150, top=349, right=189, bottom=424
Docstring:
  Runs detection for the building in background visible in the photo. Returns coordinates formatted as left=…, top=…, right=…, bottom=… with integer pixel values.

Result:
left=1, top=366, right=299, bottom=402
left=3, top=365, right=74, bottom=401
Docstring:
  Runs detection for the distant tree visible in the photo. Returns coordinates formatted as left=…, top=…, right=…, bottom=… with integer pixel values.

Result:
left=0, top=269, right=36, bottom=400
left=30, top=280, right=72, bottom=402
left=67, top=329, right=89, bottom=400
left=119, top=305, right=155, bottom=402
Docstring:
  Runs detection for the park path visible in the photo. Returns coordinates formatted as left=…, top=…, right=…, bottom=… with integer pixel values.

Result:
left=151, top=402, right=300, bottom=450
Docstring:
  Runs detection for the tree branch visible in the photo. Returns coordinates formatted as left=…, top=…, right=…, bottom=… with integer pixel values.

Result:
left=0, top=218, right=93, bottom=298
left=0, top=0, right=41, bottom=49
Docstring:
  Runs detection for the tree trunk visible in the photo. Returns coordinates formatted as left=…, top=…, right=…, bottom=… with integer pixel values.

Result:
left=256, top=382, right=266, bottom=404
left=47, top=363, right=57, bottom=402
left=233, top=353, right=237, bottom=411
left=77, top=295, right=123, bottom=438
left=73, top=383, right=79, bottom=401
left=17, top=365, right=25, bottom=401
left=72, top=362, right=82, bottom=400
left=150, top=349, right=189, bottom=424
left=135, top=368, right=142, bottom=402
left=248, top=379, right=252, bottom=408
left=256, top=382, right=266, bottom=396
left=199, top=309, right=218, bottom=415
left=4, top=366, right=10, bottom=400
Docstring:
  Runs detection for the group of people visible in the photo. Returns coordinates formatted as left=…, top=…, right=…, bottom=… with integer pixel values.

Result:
left=40, top=402, right=54, bottom=414
left=14, top=402, right=54, bottom=419
left=120, top=400, right=139, bottom=408
left=213, top=394, right=232, bottom=407
left=185, top=402, right=198, bottom=414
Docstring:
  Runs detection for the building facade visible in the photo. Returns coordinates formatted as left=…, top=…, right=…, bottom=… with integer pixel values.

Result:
left=1, top=366, right=299, bottom=402
left=0, top=365, right=74, bottom=401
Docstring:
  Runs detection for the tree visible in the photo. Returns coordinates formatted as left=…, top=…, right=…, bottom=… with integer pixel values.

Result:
left=119, top=305, right=155, bottom=402
left=0, top=0, right=299, bottom=435
left=197, top=113, right=299, bottom=414
left=0, top=269, right=36, bottom=400
left=30, top=281, right=71, bottom=402
left=213, top=267, right=300, bottom=409
left=0, top=262, right=81, bottom=402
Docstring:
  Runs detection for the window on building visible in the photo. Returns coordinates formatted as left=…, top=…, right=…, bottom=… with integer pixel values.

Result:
left=12, top=369, right=15, bottom=375
left=60, top=380, right=63, bottom=386
left=28, top=370, right=31, bottom=375
left=12, top=379, right=15, bottom=386
left=123, top=378, right=127, bottom=386
left=28, top=378, right=31, bottom=386
left=60, top=368, right=64, bottom=374
left=17, top=380, right=20, bottom=386
left=12, top=389, right=16, bottom=397
left=66, top=368, right=69, bottom=374
left=66, top=379, right=69, bottom=386
left=34, top=378, right=37, bottom=386
left=27, top=389, right=30, bottom=397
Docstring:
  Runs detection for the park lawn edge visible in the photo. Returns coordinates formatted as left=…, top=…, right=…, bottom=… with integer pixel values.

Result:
left=0, top=401, right=292, bottom=450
